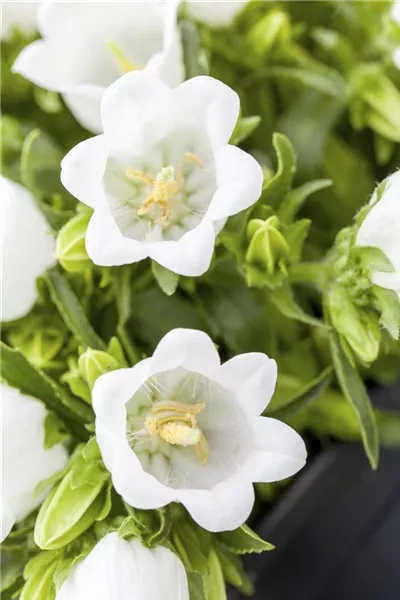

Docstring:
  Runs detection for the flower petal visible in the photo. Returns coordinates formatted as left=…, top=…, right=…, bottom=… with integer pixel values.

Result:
left=177, top=477, right=255, bottom=532
left=85, top=207, right=149, bottom=267
left=63, top=86, right=105, bottom=135
left=60, top=135, right=108, bottom=209
left=148, top=218, right=215, bottom=276
left=152, top=328, right=221, bottom=375
left=12, top=39, right=72, bottom=91
left=206, top=145, right=263, bottom=221
left=171, top=76, right=240, bottom=147
left=244, top=417, right=307, bottom=482
left=215, top=353, right=278, bottom=415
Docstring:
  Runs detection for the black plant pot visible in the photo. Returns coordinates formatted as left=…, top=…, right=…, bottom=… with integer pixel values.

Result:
left=229, top=383, right=400, bottom=600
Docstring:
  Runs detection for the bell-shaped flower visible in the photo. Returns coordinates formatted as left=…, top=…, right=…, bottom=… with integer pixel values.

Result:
left=60, top=72, right=263, bottom=276
left=56, top=532, right=189, bottom=600
left=93, top=328, right=306, bottom=532
left=13, top=0, right=184, bottom=133
left=1, top=384, right=68, bottom=541
left=356, top=171, right=400, bottom=298
left=0, top=176, right=55, bottom=322
left=187, top=0, right=249, bottom=27
left=1, top=0, right=39, bottom=40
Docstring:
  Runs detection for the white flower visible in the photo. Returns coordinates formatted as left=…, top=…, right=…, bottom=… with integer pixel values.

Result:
left=0, top=176, right=55, bottom=322
left=1, top=384, right=68, bottom=541
left=93, top=328, right=306, bottom=532
left=187, top=0, right=249, bottom=27
left=13, top=0, right=184, bottom=133
left=60, top=72, right=263, bottom=276
left=56, top=532, right=189, bottom=600
left=1, top=0, right=39, bottom=40
left=356, top=171, right=400, bottom=297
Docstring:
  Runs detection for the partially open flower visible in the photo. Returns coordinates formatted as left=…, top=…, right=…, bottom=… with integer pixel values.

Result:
left=0, top=176, right=55, bottom=322
left=13, top=0, right=184, bottom=133
left=56, top=532, right=189, bottom=600
left=93, top=328, right=306, bottom=532
left=1, top=384, right=68, bottom=541
left=356, top=171, right=400, bottom=298
left=187, top=0, right=249, bottom=27
left=60, top=72, right=263, bottom=276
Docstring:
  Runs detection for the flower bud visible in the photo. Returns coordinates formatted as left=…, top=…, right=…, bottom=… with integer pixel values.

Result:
left=55, top=211, right=92, bottom=273
left=34, top=441, right=110, bottom=550
left=245, top=216, right=289, bottom=288
left=78, top=348, right=123, bottom=390
left=327, top=284, right=381, bottom=364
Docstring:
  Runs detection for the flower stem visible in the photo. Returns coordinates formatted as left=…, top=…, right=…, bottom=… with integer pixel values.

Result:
left=289, top=262, right=329, bottom=286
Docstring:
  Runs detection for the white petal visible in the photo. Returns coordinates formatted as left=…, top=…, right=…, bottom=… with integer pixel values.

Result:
left=0, top=177, right=56, bottom=322
left=171, top=76, right=240, bottom=147
left=1, top=497, right=15, bottom=542
left=63, top=86, right=105, bottom=135
left=188, top=0, right=248, bottom=27
left=85, top=207, right=149, bottom=267
left=215, top=353, right=278, bottom=415
left=207, top=145, right=263, bottom=221
left=148, top=218, right=216, bottom=276
left=101, top=71, right=172, bottom=160
left=1, top=1, right=39, bottom=39
left=152, top=328, right=221, bottom=375
left=244, top=417, right=307, bottom=482
left=13, top=39, right=72, bottom=91
left=177, top=477, right=255, bottom=532
left=60, top=135, right=108, bottom=208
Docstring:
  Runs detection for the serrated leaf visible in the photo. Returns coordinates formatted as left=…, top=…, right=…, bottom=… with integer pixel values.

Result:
left=230, top=115, right=261, bottom=146
left=268, top=366, right=333, bottom=419
left=118, top=516, right=142, bottom=540
left=187, top=571, right=207, bottom=600
left=279, top=179, right=332, bottom=223
left=46, top=269, right=106, bottom=350
left=152, top=261, right=179, bottom=296
left=373, top=286, right=400, bottom=340
left=270, top=285, right=327, bottom=328
left=0, top=343, right=93, bottom=434
left=261, top=132, right=295, bottom=208
left=352, top=245, right=395, bottom=273
left=329, top=330, right=379, bottom=469
left=218, top=524, right=274, bottom=555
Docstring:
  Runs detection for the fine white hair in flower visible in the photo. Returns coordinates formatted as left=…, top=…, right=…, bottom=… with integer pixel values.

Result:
left=60, top=72, right=263, bottom=276
left=356, top=171, right=400, bottom=298
left=1, top=0, right=39, bottom=39
left=0, top=176, right=55, bottom=322
left=13, top=0, right=184, bottom=133
left=92, top=328, right=306, bottom=532
left=187, top=0, right=249, bottom=27
left=1, top=384, right=68, bottom=542
left=56, top=532, right=189, bottom=600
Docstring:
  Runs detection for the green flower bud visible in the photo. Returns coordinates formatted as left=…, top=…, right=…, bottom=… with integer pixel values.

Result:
left=247, top=10, right=290, bottom=59
left=246, top=216, right=289, bottom=288
left=327, top=285, right=381, bottom=364
left=34, top=441, right=110, bottom=550
left=78, top=348, right=123, bottom=390
left=20, top=558, right=58, bottom=600
left=56, top=211, right=92, bottom=273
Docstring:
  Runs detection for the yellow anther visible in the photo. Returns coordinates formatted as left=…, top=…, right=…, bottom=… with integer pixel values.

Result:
left=159, top=421, right=201, bottom=447
left=126, top=170, right=154, bottom=186
left=183, top=153, right=204, bottom=168
left=152, top=401, right=205, bottom=416
left=108, top=41, right=140, bottom=74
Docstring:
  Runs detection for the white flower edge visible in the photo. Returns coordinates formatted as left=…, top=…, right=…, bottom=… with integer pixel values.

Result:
left=13, top=0, right=184, bottom=133
left=60, top=73, right=263, bottom=276
left=1, top=384, right=68, bottom=542
left=187, top=0, right=249, bottom=27
left=56, top=532, right=189, bottom=600
left=0, top=176, right=56, bottom=322
left=356, top=171, right=400, bottom=296
left=93, top=329, right=307, bottom=532
left=1, top=0, right=39, bottom=40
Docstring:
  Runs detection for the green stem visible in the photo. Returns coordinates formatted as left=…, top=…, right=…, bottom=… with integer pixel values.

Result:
left=289, top=262, right=329, bottom=286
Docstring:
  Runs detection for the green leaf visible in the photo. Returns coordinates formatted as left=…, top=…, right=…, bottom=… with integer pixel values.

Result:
left=217, top=548, right=253, bottom=596
left=0, top=343, right=93, bottom=433
left=20, top=129, right=63, bottom=195
left=34, top=467, right=68, bottom=498
left=279, top=179, right=332, bottom=223
left=373, top=286, right=400, bottom=340
left=114, top=267, right=140, bottom=365
left=152, top=261, right=179, bottom=296
left=187, top=571, right=207, bottom=600
left=44, top=412, right=70, bottom=449
left=269, top=366, right=333, bottom=419
left=218, top=524, right=274, bottom=555
left=352, top=246, right=395, bottom=273
left=203, top=549, right=227, bottom=600
left=270, top=285, right=328, bottom=328
left=230, top=115, right=261, bottom=145
left=251, top=66, right=347, bottom=100
left=285, top=219, right=311, bottom=263
left=46, top=269, right=106, bottom=350
left=329, top=330, right=379, bottom=469
left=180, top=20, right=208, bottom=79
left=261, top=132, right=296, bottom=208
left=1, top=550, right=26, bottom=593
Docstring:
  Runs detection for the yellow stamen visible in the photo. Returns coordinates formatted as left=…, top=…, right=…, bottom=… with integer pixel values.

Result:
left=107, top=41, right=140, bottom=74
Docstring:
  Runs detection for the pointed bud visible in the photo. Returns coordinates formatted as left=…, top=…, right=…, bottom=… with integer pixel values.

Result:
left=78, top=348, right=123, bottom=390
left=56, top=211, right=92, bottom=273
left=246, top=216, right=289, bottom=288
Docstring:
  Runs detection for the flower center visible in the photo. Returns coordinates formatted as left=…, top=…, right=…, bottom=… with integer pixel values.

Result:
left=144, top=400, right=209, bottom=464
left=107, top=40, right=140, bottom=73
left=126, top=154, right=203, bottom=227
